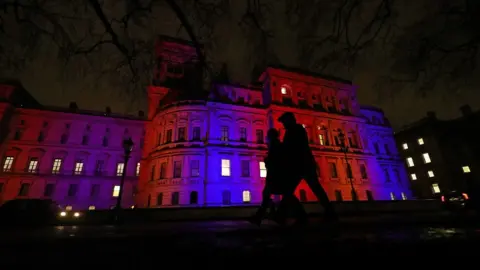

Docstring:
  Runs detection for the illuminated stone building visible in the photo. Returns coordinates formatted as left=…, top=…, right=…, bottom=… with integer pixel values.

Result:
left=136, top=37, right=411, bottom=207
left=395, top=106, right=479, bottom=199
left=0, top=37, right=411, bottom=210
left=0, top=82, right=145, bottom=210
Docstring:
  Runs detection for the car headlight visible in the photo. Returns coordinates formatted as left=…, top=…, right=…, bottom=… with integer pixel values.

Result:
left=73, top=212, right=80, bottom=218
left=59, top=211, right=67, bottom=217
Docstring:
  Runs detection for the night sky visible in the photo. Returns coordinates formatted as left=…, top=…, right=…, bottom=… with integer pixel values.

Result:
left=1, top=0, right=479, bottom=129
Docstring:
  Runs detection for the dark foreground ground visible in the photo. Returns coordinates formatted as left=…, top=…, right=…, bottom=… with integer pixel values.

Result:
left=1, top=213, right=479, bottom=265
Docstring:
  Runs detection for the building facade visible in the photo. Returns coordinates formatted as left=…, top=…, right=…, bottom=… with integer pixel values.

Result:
left=0, top=37, right=411, bottom=210
left=136, top=37, right=411, bottom=208
left=0, top=83, right=145, bottom=210
left=395, top=106, right=478, bottom=199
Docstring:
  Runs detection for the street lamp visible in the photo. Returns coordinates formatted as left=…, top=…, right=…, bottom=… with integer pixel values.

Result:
left=338, top=130, right=358, bottom=201
left=115, top=137, right=134, bottom=215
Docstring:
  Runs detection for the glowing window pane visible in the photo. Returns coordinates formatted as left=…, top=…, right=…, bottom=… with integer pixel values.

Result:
left=422, top=153, right=431, bottom=164
left=406, top=157, right=414, bottom=167
left=52, top=158, right=62, bottom=174
left=242, top=190, right=251, bottom=203
left=74, top=161, right=83, bottom=175
left=259, top=161, right=267, bottom=178
left=221, top=159, right=230, bottom=176
left=116, top=163, right=124, bottom=176
left=112, top=185, right=120, bottom=197
left=3, top=156, right=14, bottom=172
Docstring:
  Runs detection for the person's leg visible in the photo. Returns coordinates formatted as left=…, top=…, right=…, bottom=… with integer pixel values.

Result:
left=249, top=185, right=272, bottom=225
left=304, top=170, right=337, bottom=219
left=275, top=178, right=307, bottom=224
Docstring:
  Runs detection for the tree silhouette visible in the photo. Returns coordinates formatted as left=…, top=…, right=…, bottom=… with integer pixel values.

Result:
left=1, top=0, right=479, bottom=100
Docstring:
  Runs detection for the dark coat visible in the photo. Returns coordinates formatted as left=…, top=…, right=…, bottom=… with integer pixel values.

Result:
left=264, top=140, right=287, bottom=194
left=282, top=123, right=316, bottom=179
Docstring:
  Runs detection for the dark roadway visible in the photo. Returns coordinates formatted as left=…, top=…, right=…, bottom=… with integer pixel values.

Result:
left=1, top=214, right=479, bottom=265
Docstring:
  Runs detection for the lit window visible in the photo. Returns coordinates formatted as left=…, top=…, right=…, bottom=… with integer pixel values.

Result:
left=74, top=161, right=84, bottom=175
left=390, top=192, right=396, bottom=200
left=431, top=183, right=441, bottom=194
left=136, top=162, right=140, bottom=176
left=401, top=192, right=407, bottom=200
left=406, top=157, right=414, bottom=167
left=402, top=143, right=408, bottom=150
left=281, top=86, right=287, bottom=95
left=417, top=138, right=424, bottom=145
left=221, top=159, right=230, bottom=176
left=88, top=206, right=96, bottom=210
left=422, top=153, right=431, bottom=164
left=259, top=161, right=267, bottom=178
left=116, top=163, right=125, bottom=176
left=319, top=134, right=325, bottom=145
left=65, top=206, right=73, bottom=211
left=410, top=174, right=417, bottom=180
left=2, top=156, right=14, bottom=172
left=242, top=190, right=251, bottom=203
left=427, top=170, right=434, bottom=177
left=52, top=158, right=62, bottom=174
left=28, top=158, right=39, bottom=173
left=112, top=185, right=120, bottom=197
left=462, top=166, right=471, bottom=173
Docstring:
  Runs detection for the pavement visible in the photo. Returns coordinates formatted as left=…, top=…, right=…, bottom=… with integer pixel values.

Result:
left=0, top=213, right=479, bottom=265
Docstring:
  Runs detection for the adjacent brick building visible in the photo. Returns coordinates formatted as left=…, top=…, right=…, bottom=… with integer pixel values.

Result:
left=395, top=106, right=478, bottom=198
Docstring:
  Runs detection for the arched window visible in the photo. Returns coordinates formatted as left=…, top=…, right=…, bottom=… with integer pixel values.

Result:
left=242, top=190, right=251, bottom=203
left=280, top=84, right=291, bottom=95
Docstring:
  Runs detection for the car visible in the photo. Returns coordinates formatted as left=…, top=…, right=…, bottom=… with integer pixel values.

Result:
left=441, top=191, right=470, bottom=212
left=0, top=199, right=82, bottom=228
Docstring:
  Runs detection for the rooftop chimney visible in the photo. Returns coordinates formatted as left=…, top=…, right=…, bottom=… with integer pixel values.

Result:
left=138, top=110, right=145, bottom=117
left=426, top=111, right=436, bottom=119
left=69, top=102, right=78, bottom=111
left=460, top=104, right=472, bottom=116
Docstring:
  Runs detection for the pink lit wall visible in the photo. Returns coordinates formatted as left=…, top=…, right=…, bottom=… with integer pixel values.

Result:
left=0, top=90, right=145, bottom=210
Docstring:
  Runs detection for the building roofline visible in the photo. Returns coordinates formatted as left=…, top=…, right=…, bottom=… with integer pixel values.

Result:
left=19, top=106, right=146, bottom=121
left=360, top=105, right=384, bottom=113
left=265, top=65, right=352, bottom=85
left=214, top=82, right=263, bottom=91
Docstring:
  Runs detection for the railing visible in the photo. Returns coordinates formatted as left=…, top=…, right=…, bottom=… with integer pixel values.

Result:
left=154, top=138, right=267, bottom=150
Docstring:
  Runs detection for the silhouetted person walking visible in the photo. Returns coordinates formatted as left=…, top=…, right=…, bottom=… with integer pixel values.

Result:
left=249, top=128, right=286, bottom=226
left=276, top=112, right=337, bottom=224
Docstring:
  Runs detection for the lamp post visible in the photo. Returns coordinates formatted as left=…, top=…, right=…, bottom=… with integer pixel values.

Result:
left=338, top=131, right=358, bottom=201
left=115, top=138, right=134, bottom=220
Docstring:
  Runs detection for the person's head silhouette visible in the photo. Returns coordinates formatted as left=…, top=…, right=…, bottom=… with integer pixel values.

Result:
left=267, top=128, right=280, bottom=144
left=278, top=112, right=296, bottom=130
